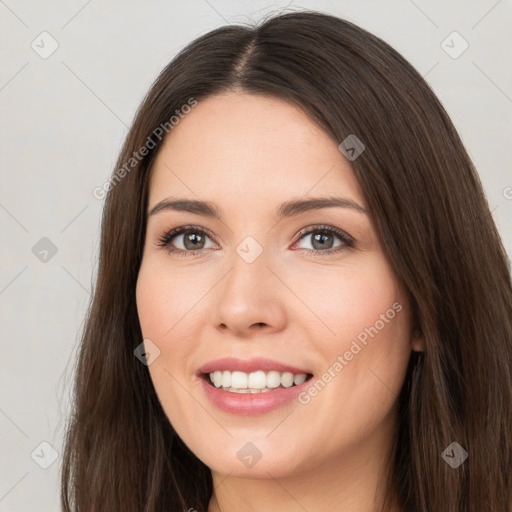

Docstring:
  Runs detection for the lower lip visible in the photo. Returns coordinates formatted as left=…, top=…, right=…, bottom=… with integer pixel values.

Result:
left=199, top=376, right=311, bottom=415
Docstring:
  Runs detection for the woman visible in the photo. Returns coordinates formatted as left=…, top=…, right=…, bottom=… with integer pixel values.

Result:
left=61, top=10, right=512, bottom=512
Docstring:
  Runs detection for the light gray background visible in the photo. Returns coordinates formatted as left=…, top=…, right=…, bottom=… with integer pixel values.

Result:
left=0, top=1, right=511, bottom=510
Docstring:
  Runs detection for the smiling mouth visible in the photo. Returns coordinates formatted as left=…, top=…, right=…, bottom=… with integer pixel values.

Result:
left=202, top=370, right=314, bottom=393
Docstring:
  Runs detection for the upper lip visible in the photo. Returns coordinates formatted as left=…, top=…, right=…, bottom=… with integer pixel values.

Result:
left=197, top=357, right=312, bottom=375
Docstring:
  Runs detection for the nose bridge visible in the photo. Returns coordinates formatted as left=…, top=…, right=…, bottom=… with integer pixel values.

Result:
left=224, top=235, right=271, bottom=299
left=213, top=234, right=284, bottom=333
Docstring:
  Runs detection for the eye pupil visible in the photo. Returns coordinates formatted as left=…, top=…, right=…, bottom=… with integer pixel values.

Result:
left=312, top=232, right=334, bottom=250
left=184, top=231, right=205, bottom=250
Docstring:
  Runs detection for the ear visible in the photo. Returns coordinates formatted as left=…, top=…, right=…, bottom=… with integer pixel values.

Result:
left=411, top=334, right=424, bottom=352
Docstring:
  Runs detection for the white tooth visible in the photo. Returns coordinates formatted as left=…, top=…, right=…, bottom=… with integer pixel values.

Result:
left=281, top=372, right=294, bottom=388
left=210, top=369, right=309, bottom=391
left=293, top=373, right=307, bottom=385
left=221, top=371, right=231, bottom=388
left=230, top=371, right=248, bottom=389
left=248, top=371, right=266, bottom=389
left=213, top=371, right=223, bottom=388
left=266, top=371, right=281, bottom=388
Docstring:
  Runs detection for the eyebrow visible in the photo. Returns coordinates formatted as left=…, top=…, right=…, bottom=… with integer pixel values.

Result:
left=149, top=196, right=368, bottom=220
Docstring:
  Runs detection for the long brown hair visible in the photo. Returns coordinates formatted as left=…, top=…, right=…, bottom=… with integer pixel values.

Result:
left=60, top=10, right=512, bottom=511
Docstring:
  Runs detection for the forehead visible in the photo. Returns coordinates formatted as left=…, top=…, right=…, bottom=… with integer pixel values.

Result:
left=148, top=92, right=366, bottom=211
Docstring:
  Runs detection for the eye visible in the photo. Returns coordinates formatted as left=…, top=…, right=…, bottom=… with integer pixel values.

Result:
left=156, top=225, right=216, bottom=257
left=292, top=225, right=354, bottom=255
left=156, top=224, right=354, bottom=257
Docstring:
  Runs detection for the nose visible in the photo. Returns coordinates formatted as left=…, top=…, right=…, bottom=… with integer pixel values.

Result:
left=213, top=245, right=287, bottom=338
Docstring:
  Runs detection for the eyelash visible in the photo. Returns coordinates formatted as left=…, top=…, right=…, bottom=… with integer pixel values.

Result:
left=155, top=224, right=355, bottom=258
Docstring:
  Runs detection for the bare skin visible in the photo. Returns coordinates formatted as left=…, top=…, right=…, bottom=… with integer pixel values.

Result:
left=136, top=91, right=422, bottom=512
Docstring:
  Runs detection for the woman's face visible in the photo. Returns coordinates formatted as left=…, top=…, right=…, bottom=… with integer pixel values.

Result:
left=136, top=91, right=417, bottom=480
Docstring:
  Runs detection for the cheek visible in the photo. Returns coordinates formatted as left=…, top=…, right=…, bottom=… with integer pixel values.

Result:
left=135, top=261, right=195, bottom=394
left=135, top=260, right=206, bottom=378
left=136, top=262, right=202, bottom=428
left=336, top=260, right=411, bottom=379
left=290, top=254, right=406, bottom=343
left=294, top=255, right=411, bottom=416
left=136, top=260, right=176, bottom=337
left=136, top=258, right=208, bottom=340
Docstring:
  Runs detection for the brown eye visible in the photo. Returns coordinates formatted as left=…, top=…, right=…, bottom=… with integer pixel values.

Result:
left=181, top=230, right=207, bottom=250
